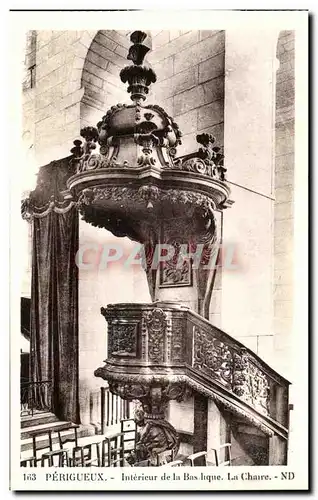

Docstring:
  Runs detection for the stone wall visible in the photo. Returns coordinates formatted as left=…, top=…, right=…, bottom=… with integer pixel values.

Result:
left=148, top=30, right=225, bottom=155
left=220, top=29, right=278, bottom=363
left=80, top=30, right=130, bottom=126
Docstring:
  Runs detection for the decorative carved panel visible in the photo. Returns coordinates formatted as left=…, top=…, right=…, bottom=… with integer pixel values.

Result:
left=170, top=319, right=184, bottom=363
left=97, top=303, right=286, bottom=441
left=144, top=308, right=168, bottom=363
left=193, top=326, right=233, bottom=389
left=159, top=220, right=192, bottom=288
left=232, top=352, right=270, bottom=415
left=108, top=322, right=138, bottom=357
left=193, top=325, right=270, bottom=416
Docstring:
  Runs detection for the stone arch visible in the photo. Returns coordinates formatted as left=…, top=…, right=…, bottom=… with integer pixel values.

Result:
left=65, top=30, right=97, bottom=96
left=79, top=30, right=131, bottom=127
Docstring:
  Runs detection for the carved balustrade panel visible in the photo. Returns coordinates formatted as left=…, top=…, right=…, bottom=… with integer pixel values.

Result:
left=101, top=304, right=188, bottom=368
left=109, top=322, right=138, bottom=357
left=170, top=317, right=185, bottom=363
left=191, top=322, right=272, bottom=418
left=97, top=303, right=289, bottom=436
left=232, top=352, right=270, bottom=416
left=193, top=325, right=233, bottom=390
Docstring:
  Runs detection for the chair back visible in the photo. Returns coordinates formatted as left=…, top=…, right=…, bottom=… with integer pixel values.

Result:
left=212, top=443, right=232, bottom=466
left=20, top=457, right=36, bottom=467
left=27, top=428, right=54, bottom=459
left=58, top=423, right=79, bottom=449
left=40, top=449, right=68, bottom=467
left=102, top=432, right=125, bottom=467
left=187, top=450, right=207, bottom=466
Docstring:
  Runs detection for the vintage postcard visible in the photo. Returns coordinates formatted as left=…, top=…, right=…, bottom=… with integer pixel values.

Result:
left=9, top=9, right=309, bottom=491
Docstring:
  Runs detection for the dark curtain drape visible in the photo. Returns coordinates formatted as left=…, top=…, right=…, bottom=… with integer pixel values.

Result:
left=29, top=157, right=80, bottom=423
left=21, top=297, right=31, bottom=339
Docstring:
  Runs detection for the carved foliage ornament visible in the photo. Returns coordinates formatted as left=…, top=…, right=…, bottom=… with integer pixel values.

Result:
left=170, top=320, right=184, bottom=363
left=193, top=327, right=270, bottom=415
left=77, top=186, right=217, bottom=217
left=232, top=352, right=270, bottom=414
left=194, top=327, right=233, bottom=389
left=70, top=125, right=131, bottom=174
left=144, top=308, right=168, bottom=363
left=185, top=377, right=274, bottom=437
left=173, top=133, right=226, bottom=181
left=109, top=323, right=137, bottom=357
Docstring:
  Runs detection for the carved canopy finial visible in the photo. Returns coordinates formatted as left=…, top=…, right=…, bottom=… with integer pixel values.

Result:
left=128, top=30, right=152, bottom=65
left=120, top=30, right=156, bottom=103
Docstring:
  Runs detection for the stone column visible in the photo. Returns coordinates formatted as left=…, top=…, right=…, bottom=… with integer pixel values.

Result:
left=269, top=435, right=288, bottom=465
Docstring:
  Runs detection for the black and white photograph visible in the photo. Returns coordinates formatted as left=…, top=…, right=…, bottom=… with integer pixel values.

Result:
left=9, top=8, right=308, bottom=491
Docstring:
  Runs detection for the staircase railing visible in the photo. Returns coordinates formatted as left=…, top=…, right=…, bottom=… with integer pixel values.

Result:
left=20, top=380, right=53, bottom=417
left=187, top=311, right=290, bottom=436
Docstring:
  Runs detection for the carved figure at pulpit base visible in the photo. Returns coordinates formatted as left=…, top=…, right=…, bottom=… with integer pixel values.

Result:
left=126, top=407, right=180, bottom=466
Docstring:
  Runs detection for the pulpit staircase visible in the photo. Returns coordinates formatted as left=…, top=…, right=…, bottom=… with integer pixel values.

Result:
left=95, top=302, right=290, bottom=465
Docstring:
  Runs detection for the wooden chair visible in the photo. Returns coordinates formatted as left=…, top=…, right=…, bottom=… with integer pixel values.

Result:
left=211, top=443, right=232, bottom=466
left=26, top=423, right=77, bottom=466
left=27, top=428, right=54, bottom=462
left=57, top=423, right=79, bottom=466
left=71, top=442, right=101, bottom=467
left=20, top=457, right=36, bottom=467
left=187, top=451, right=208, bottom=466
left=58, top=423, right=79, bottom=449
left=102, top=432, right=125, bottom=467
left=41, top=449, right=69, bottom=467
left=58, top=424, right=102, bottom=467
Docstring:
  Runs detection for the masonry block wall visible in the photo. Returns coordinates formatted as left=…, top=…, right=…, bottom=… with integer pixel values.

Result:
left=273, top=31, right=295, bottom=378
left=22, top=30, right=131, bottom=167
left=148, top=30, right=225, bottom=156
left=214, top=30, right=278, bottom=365
left=80, top=30, right=130, bottom=127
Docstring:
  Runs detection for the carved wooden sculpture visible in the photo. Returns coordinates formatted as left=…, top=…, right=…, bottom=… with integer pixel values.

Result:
left=67, top=31, right=231, bottom=463
left=66, top=31, right=289, bottom=465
